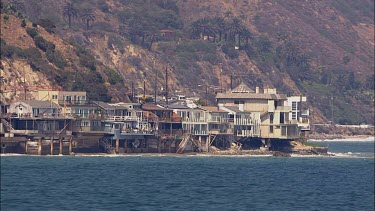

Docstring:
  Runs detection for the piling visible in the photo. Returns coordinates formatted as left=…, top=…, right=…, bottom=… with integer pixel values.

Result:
left=25, top=140, right=28, bottom=155
left=59, top=138, right=63, bottom=155
left=50, top=137, right=54, bottom=155
left=116, top=139, right=119, bottom=154
left=38, top=138, right=42, bottom=155
left=69, top=137, right=73, bottom=154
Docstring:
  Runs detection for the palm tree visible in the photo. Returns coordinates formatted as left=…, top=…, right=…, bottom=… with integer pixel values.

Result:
left=227, top=17, right=245, bottom=47
left=212, top=17, right=226, bottom=42
left=80, top=9, right=96, bottom=30
left=281, top=42, right=300, bottom=66
left=63, top=2, right=78, bottom=29
left=189, top=20, right=202, bottom=39
left=241, top=28, right=253, bottom=46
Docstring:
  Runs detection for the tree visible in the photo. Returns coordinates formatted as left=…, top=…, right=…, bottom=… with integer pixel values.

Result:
left=241, top=28, right=253, bottom=46
left=212, top=17, right=226, bottom=42
left=80, top=9, right=96, bottom=30
left=227, top=17, right=245, bottom=47
left=63, top=2, right=78, bottom=29
left=280, top=42, right=300, bottom=66
left=7, top=0, right=25, bottom=13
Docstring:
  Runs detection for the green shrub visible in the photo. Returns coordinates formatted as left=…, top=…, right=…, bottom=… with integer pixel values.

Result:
left=105, top=68, right=123, bottom=85
left=3, top=14, right=9, bottom=21
left=46, top=49, right=67, bottom=69
left=34, top=35, right=55, bottom=52
left=32, top=23, right=38, bottom=27
left=21, top=19, right=26, bottom=27
left=26, top=28, right=38, bottom=38
left=0, top=38, right=6, bottom=46
left=221, top=43, right=239, bottom=59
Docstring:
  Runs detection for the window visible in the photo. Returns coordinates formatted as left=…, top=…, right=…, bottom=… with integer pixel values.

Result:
left=269, top=126, right=273, bottom=134
left=282, top=126, right=287, bottom=136
left=52, top=95, right=58, bottom=100
left=234, top=100, right=244, bottom=104
left=292, top=112, right=297, bottom=120
left=292, top=102, right=297, bottom=110
left=280, top=112, right=285, bottom=124
left=270, top=113, right=274, bottom=124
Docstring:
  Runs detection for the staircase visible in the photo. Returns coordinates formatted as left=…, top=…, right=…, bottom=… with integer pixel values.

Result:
left=1, top=118, right=14, bottom=132
left=99, top=138, right=115, bottom=154
left=176, top=133, right=191, bottom=154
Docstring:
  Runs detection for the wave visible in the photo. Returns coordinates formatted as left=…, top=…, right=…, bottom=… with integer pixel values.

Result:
left=308, top=136, right=374, bottom=142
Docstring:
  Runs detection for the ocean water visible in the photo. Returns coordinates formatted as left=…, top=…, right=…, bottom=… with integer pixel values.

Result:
left=1, top=139, right=374, bottom=211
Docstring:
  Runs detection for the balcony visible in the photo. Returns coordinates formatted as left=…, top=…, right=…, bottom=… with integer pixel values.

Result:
left=275, top=106, right=292, bottom=112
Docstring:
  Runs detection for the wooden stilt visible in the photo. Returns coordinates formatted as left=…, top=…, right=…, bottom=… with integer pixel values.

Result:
left=206, top=136, right=210, bottom=152
left=157, top=139, right=160, bottom=153
left=116, top=139, right=119, bottom=154
left=125, top=139, right=128, bottom=153
left=50, top=137, right=54, bottom=155
left=59, top=137, right=63, bottom=155
left=69, top=137, right=73, bottom=155
left=25, top=140, right=28, bottom=154
left=38, top=138, right=42, bottom=155
left=168, top=140, right=171, bottom=153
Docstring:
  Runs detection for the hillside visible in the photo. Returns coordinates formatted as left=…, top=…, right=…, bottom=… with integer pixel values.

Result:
left=0, top=0, right=374, bottom=124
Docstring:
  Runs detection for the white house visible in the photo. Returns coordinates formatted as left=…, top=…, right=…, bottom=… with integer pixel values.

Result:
left=9, top=100, right=60, bottom=117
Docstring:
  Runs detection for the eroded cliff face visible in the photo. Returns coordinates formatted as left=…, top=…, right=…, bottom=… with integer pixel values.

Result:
left=0, top=0, right=373, bottom=124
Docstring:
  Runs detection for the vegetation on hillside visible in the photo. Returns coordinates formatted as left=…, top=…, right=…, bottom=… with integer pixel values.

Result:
left=0, top=0, right=373, bottom=124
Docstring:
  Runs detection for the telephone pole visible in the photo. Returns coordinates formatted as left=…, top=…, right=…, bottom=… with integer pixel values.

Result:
left=165, top=67, right=168, bottom=105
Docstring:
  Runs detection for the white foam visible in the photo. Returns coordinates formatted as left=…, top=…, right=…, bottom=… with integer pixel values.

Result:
left=308, top=136, right=374, bottom=142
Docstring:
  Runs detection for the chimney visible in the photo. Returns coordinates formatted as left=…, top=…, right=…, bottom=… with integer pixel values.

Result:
left=255, top=86, right=259, bottom=93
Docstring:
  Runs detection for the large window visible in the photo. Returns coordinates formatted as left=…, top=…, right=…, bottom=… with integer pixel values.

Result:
left=234, top=100, right=244, bottom=104
left=270, top=113, right=274, bottom=124
left=281, top=126, right=287, bottom=136
left=280, top=112, right=285, bottom=124
left=269, top=126, right=273, bottom=134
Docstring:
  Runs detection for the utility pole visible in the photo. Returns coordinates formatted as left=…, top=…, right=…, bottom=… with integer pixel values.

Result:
left=143, top=80, right=146, bottom=100
left=165, top=66, right=168, bottom=105
left=331, top=96, right=334, bottom=123
left=220, top=64, right=223, bottom=93
left=206, top=85, right=208, bottom=106
left=230, top=74, right=233, bottom=90
left=297, top=95, right=302, bottom=122
left=131, top=81, right=134, bottom=102
left=154, top=63, right=157, bottom=105
left=23, top=65, right=27, bottom=100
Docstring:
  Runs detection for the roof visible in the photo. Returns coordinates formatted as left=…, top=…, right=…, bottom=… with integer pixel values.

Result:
left=94, top=101, right=128, bottom=110
left=20, top=100, right=59, bottom=109
left=216, top=92, right=287, bottom=100
left=231, top=82, right=254, bottom=93
left=142, top=103, right=172, bottom=111
left=224, top=106, right=243, bottom=113
left=160, top=104, right=189, bottom=109
left=200, top=106, right=228, bottom=113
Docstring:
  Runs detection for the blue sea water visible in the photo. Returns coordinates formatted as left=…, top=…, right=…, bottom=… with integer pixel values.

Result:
left=1, top=139, right=374, bottom=211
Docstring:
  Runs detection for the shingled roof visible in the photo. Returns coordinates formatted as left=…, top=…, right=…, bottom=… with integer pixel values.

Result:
left=231, top=82, right=254, bottom=93
left=20, top=100, right=60, bottom=109
left=216, top=83, right=287, bottom=100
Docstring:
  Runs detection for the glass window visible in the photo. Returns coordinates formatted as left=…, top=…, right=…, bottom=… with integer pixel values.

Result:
left=292, top=102, right=297, bottom=110
left=282, top=126, right=287, bottom=136
left=269, top=126, right=273, bottom=133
